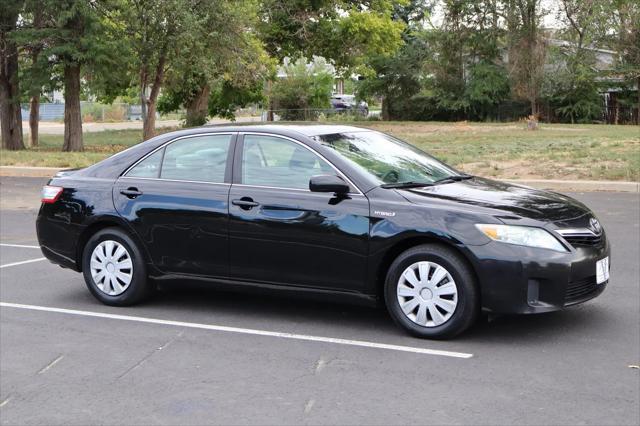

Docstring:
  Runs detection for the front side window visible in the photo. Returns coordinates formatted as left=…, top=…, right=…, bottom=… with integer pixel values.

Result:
left=314, top=131, right=461, bottom=185
left=242, top=135, right=333, bottom=190
left=160, top=134, right=232, bottom=183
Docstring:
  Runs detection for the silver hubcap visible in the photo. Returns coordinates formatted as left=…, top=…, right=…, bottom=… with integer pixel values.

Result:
left=90, top=240, right=133, bottom=296
left=396, top=261, right=458, bottom=327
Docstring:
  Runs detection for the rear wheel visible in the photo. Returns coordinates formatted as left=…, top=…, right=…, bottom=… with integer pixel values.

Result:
left=384, top=244, right=479, bottom=339
left=82, top=228, right=150, bottom=306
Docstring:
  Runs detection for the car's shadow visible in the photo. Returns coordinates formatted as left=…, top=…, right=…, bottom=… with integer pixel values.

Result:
left=145, top=279, right=612, bottom=344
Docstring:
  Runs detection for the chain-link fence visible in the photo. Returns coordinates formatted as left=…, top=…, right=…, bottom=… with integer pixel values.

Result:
left=262, top=104, right=638, bottom=125
left=20, top=102, right=184, bottom=123
left=261, top=108, right=376, bottom=122
left=20, top=102, right=638, bottom=125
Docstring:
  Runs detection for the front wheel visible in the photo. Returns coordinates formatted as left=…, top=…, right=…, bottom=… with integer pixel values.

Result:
left=82, top=228, right=150, bottom=306
left=384, top=244, right=479, bottom=339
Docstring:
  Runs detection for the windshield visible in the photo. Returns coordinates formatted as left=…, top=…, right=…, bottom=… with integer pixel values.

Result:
left=313, top=131, right=462, bottom=186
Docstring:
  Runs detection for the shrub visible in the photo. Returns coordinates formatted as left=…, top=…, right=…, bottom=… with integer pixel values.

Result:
left=268, top=59, right=334, bottom=121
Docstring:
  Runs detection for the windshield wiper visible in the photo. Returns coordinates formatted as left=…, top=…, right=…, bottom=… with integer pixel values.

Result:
left=381, top=175, right=473, bottom=189
left=433, top=174, right=474, bottom=185
left=380, top=181, right=434, bottom=189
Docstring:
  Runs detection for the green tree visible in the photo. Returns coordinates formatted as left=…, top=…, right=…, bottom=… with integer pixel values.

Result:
left=361, top=0, right=509, bottom=121
left=17, top=0, right=54, bottom=147
left=268, top=58, right=334, bottom=120
left=157, top=0, right=273, bottom=127
left=465, top=62, right=510, bottom=120
left=355, top=1, right=432, bottom=119
left=358, top=32, right=432, bottom=120
left=18, top=0, right=131, bottom=151
left=504, top=0, right=547, bottom=116
left=123, top=0, right=184, bottom=140
left=259, top=0, right=405, bottom=74
left=0, top=0, right=24, bottom=150
left=607, top=0, right=640, bottom=113
left=543, top=0, right=607, bottom=123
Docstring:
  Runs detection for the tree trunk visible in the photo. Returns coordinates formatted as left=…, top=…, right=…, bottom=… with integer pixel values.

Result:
left=27, top=7, right=43, bottom=148
left=143, top=100, right=157, bottom=140
left=530, top=98, right=537, bottom=117
left=62, top=63, right=83, bottom=152
left=381, top=97, right=390, bottom=121
left=142, top=55, right=166, bottom=141
left=29, top=95, right=39, bottom=147
left=266, top=80, right=274, bottom=121
left=0, top=9, right=24, bottom=151
left=185, top=84, right=210, bottom=127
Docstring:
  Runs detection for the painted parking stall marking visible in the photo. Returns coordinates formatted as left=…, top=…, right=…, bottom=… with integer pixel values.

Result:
left=0, top=302, right=474, bottom=359
left=0, top=243, right=45, bottom=269
left=0, top=243, right=40, bottom=249
left=0, top=258, right=46, bottom=269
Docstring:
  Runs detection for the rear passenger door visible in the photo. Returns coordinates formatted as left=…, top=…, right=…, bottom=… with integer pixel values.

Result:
left=114, top=133, right=235, bottom=278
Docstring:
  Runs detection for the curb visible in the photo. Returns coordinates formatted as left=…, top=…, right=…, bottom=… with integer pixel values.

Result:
left=1, top=166, right=638, bottom=193
left=506, top=179, right=639, bottom=193
left=0, top=166, right=64, bottom=178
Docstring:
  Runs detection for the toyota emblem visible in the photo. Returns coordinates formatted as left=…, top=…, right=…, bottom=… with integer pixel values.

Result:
left=589, top=217, right=602, bottom=234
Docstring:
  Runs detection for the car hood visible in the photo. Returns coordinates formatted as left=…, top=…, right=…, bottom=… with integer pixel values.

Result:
left=399, top=177, right=591, bottom=223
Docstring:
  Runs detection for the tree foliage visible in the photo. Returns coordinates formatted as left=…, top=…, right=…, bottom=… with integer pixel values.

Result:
left=268, top=58, right=335, bottom=120
left=2, top=0, right=639, bottom=150
left=12, top=0, right=131, bottom=151
left=258, top=0, right=406, bottom=74
left=156, top=0, right=273, bottom=127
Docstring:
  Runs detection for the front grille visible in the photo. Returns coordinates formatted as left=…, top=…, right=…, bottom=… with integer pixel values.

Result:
left=556, top=228, right=605, bottom=249
left=563, top=234, right=603, bottom=247
left=565, top=275, right=599, bottom=304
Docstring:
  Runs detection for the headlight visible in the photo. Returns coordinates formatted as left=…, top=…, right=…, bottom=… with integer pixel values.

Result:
left=475, top=224, right=568, bottom=252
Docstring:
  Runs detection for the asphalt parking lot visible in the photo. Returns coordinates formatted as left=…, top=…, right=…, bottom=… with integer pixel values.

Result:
left=0, top=176, right=639, bottom=425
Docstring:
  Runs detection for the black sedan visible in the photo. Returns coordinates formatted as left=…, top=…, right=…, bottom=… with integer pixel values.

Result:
left=36, top=124, right=610, bottom=339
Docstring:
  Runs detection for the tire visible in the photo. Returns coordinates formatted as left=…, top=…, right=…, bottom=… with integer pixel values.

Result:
left=82, top=227, right=150, bottom=306
left=384, top=244, right=479, bottom=339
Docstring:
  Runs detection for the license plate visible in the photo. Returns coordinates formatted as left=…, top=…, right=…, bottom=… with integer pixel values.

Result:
left=596, top=257, right=610, bottom=284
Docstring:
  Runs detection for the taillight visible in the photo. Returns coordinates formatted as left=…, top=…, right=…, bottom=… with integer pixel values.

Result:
left=41, top=186, right=63, bottom=204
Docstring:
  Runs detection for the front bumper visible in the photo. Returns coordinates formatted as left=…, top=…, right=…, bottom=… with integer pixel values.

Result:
left=468, top=236, right=610, bottom=314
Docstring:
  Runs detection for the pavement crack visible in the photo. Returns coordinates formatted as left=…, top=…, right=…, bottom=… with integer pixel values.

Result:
left=37, top=355, right=64, bottom=375
left=115, top=331, right=183, bottom=381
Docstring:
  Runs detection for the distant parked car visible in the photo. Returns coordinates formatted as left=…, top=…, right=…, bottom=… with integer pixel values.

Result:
left=330, top=95, right=368, bottom=116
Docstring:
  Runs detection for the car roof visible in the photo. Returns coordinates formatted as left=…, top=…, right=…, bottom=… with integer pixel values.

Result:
left=197, top=123, right=370, bottom=137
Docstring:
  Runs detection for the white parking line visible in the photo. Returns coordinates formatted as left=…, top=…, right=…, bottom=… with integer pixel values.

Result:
left=0, top=302, right=474, bottom=359
left=0, top=258, right=46, bottom=269
left=0, top=243, right=40, bottom=249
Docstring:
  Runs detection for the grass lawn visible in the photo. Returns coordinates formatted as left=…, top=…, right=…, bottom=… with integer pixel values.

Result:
left=1, top=122, right=638, bottom=181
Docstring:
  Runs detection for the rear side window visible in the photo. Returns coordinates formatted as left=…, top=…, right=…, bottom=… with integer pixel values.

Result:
left=161, top=135, right=231, bottom=183
left=126, top=149, right=163, bottom=178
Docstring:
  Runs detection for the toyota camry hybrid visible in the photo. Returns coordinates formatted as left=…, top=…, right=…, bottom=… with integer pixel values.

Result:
left=36, top=124, right=611, bottom=339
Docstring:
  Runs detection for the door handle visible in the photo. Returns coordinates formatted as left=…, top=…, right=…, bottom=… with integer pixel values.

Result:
left=232, top=198, right=260, bottom=210
left=120, top=187, right=143, bottom=198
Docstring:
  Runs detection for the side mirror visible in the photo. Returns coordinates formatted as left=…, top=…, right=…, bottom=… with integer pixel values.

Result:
left=309, top=175, right=350, bottom=195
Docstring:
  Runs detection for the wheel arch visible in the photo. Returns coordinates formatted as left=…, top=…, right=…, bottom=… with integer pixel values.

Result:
left=75, top=216, right=151, bottom=272
left=374, top=236, right=482, bottom=301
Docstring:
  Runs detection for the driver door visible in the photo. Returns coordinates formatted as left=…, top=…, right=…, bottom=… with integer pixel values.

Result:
left=228, top=133, right=370, bottom=292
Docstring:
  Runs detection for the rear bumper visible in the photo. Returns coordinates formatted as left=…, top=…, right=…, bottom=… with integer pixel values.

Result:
left=36, top=206, right=83, bottom=272
left=39, top=244, right=79, bottom=271
left=469, top=237, right=610, bottom=314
